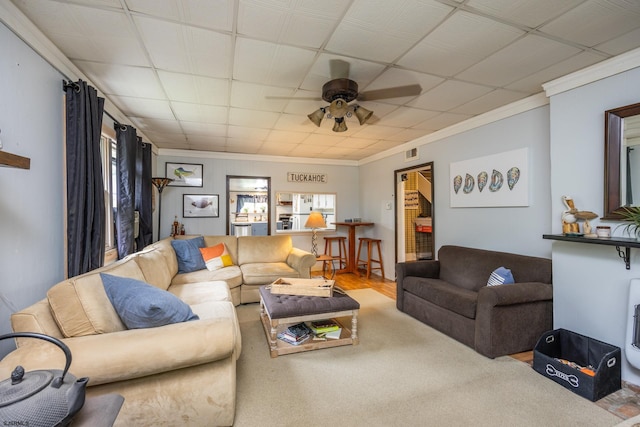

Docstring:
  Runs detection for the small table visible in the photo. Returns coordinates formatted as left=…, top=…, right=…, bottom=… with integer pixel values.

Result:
left=259, top=285, right=360, bottom=357
left=316, top=254, right=337, bottom=279
left=333, top=221, right=374, bottom=275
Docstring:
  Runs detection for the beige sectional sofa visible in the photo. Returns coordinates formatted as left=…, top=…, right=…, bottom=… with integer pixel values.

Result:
left=0, top=234, right=315, bottom=426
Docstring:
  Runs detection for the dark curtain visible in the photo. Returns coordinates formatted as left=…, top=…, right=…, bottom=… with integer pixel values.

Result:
left=135, top=138, right=153, bottom=250
left=115, top=124, right=138, bottom=258
left=64, top=80, right=106, bottom=277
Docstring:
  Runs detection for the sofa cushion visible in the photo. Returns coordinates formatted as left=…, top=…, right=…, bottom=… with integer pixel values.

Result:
left=403, top=276, right=478, bottom=319
left=200, top=243, right=233, bottom=271
left=172, top=265, right=243, bottom=290
left=135, top=247, right=174, bottom=290
left=168, top=281, right=231, bottom=306
left=240, top=262, right=301, bottom=285
left=237, top=235, right=292, bottom=265
left=487, top=267, right=515, bottom=286
left=47, top=259, right=146, bottom=337
left=171, top=236, right=206, bottom=273
left=101, top=273, right=199, bottom=329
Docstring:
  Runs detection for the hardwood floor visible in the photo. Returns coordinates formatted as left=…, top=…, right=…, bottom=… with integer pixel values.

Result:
left=333, top=269, right=640, bottom=421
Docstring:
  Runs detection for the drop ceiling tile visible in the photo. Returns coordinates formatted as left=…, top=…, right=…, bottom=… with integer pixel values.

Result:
left=227, top=126, right=270, bottom=140
left=180, top=122, right=228, bottom=137
left=414, top=111, right=472, bottom=131
left=289, top=144, right=329, bottom=156
left=127, top=0, right=235, bottom=31
left=302, top=134, right=346, bottom=147
left=171, top=102, right=228, bottom=123
left=386, top=128, right=431, bottom=142
left=237, top=0, right=348, bottom=48
left=367, top=139, right=404, bottom=152
left=506, top=51, right=607, bottom=93
left=408, top=80, right=493, bottom=111
left=258, top=141, right=298, bottom=156
left=466, top=0, right=584, bottom=28
left=158, top=71, right=229, bottom=106
left=230, top=81, right=296, bottom=111
left=379, top=107, right=438, bottom=128
left=341, top=137, right=378, bottom=149
left=264, top=130, right=309, bottom=144
left=351, top=124, right=403, bottom=139
left=596, top=27, right=640, bottom=56
left=451, top=89, right=529, bottom=115
left=110, top=96, right=175, bottom=119
left=539, top=0, right=640, bottom=47
left=233, top=38, right=316, bottom=87
left=129, top=117, right=184, bottom=134
left=398, top=11, right=524, bottom=77
left=75, top=61, right=165, bottom=98
left=274, top=113, right=316, bottom=132
left=456, top=34, right=582, bottom=87
left=228, top=108, right=280, bottom=128
left=326, top=0, right=453, bottom=62
left=141, top=130, right=187, bottom=145
left=185, top=134, right=228, bottom=146
left=135, top=16, right=231, bottom=77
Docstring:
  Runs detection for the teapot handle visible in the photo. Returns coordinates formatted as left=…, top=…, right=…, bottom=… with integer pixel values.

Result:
left=0, top=332, right=72, bottom=388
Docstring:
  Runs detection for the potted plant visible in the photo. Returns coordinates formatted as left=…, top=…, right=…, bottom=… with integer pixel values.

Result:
left=616, top=206, right=640, bottom=239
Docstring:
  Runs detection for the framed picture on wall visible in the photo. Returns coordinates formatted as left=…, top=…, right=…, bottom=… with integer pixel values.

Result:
left=166, top=163, right=203, bottom=187
left=183, top=194, right=219, bottom=218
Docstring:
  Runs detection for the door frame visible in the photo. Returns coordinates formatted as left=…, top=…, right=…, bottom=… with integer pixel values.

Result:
left=394, top=162, right=434, bottom=263
left=226, top=175, right=272, bottom=235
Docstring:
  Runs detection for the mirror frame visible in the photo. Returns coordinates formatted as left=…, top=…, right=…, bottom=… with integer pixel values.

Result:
left=603, top=102, right=640, bottom=220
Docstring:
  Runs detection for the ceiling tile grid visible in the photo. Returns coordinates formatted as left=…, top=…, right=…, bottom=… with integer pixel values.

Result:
left=9, top=0, right=640, bottom=160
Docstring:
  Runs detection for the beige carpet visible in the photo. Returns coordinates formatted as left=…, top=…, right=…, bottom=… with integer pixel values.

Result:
left=234, top=289, right=621, bottom=427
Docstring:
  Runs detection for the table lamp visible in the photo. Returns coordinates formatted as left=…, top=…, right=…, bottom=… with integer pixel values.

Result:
left=305, top=211, right=327, bottom=256
left=151, top=177, right=173, bottom=240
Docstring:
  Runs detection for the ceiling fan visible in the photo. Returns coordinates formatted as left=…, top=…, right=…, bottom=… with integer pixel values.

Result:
left=274, top=60, right=422, bottom=132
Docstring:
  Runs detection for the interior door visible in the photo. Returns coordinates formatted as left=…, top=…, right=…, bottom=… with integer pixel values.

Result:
left=394, top=162, right=434, bottom=263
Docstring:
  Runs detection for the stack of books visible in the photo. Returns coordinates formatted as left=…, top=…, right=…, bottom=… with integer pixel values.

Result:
left=308, top=319, right=342, bottom=340
left=277, top=322, right=312, bottom=345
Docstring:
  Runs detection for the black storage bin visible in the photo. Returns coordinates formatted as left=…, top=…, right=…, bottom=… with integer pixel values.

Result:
left=533, top=329, right=621, bottom=401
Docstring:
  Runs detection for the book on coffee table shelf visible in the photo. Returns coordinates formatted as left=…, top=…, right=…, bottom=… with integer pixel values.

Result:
left=277, top=322, right=313, bottom=345
left=307, top=319, right=340, bottom=335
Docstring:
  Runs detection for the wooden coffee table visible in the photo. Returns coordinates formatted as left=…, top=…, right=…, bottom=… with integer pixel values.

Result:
left=259, top=285, right=360, bottom=357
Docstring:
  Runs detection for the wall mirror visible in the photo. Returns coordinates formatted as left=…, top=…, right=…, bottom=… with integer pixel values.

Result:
left=275, top=192, right=337, bottom=232
left=603, top=102, right=640, bottom=220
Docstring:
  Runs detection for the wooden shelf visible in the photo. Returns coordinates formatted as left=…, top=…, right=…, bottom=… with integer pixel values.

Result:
left=543, top=233, right=640, bottom=270
left=0, top=151, right=30, bottom=169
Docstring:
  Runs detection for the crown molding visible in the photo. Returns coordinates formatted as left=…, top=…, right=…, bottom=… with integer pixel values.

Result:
left=358, top=92, right=549, bottom=166
left=543, top=47, right=640, bottom=97
left=158, top=149, right=359, bottom=166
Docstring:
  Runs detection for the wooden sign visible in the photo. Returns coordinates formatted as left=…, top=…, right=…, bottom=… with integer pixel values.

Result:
left=287, top=172, right=327, bottom=183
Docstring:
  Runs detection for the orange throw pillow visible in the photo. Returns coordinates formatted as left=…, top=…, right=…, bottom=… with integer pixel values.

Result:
left=199, top=243, right=233, bottom=271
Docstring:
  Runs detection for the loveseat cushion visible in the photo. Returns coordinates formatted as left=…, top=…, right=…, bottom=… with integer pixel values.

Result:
left=47, top=259, right=145, bottom=337
left=240, top=262, right=301, bottom=285
left=237, top=235, right=292, bottom=265
left=171, top=265, right=243, bottom=290
left=168, top=281, right=232, bottom=306
left=101, top=274, right=199, bottom=329
left=402, top=276, right=478, bottom=319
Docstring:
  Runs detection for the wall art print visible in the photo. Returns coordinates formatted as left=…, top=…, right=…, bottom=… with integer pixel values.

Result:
left=183, top=194, right=219, bottom=218
left=449, top=148, right=528, bottom=208
left=166, top=163, right=203, bottom=187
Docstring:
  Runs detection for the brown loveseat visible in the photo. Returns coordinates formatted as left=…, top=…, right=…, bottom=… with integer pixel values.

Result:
left=396, top=245, right=553, bottom=358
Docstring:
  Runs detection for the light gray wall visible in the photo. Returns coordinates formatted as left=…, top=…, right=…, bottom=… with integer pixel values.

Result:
left=359, top=105, right=553, bottom=279
left=549, top=66, right=640, bottom=384
left=0, top=23, right=65, bottom=356
left=157, top=154, right=359, bottom=250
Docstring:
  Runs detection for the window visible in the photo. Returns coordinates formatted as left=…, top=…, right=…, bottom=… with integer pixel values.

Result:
left=100, top=128, right=118, bottom=263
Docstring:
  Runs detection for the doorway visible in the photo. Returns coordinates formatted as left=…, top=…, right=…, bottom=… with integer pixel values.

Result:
left=394, top=162, right=434, bottom=263
left=226, top=175, right=271, bottom=236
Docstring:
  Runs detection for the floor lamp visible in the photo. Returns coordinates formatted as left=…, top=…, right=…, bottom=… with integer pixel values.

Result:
left=151, top=177, right=173, bottom=241
left=305, top=211, right=327, bottom=256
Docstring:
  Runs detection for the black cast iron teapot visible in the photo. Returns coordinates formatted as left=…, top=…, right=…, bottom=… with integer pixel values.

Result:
left=0, top=332, right=88, bottom=427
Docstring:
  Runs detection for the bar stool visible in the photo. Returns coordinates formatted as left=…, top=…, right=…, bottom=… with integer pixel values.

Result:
left=323, top=236, right=348, bottom=270
left=356, top=238, right=385, bottom=279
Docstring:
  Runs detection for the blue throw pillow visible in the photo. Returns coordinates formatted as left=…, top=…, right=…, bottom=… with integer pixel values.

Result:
left=487, top=267, right=515, bottom=286
left=170, top=236, right=206, bottom=273
left=101, top=273, right=199, bottom=329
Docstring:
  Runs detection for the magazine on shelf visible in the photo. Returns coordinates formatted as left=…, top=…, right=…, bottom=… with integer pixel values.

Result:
left=307, top=319, right=340, bottom=334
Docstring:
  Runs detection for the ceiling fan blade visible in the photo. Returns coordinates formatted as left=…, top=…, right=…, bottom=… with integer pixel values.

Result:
left=357, top=84, right=422, bottom=101
left=329, top=59, right=351, bottom=79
